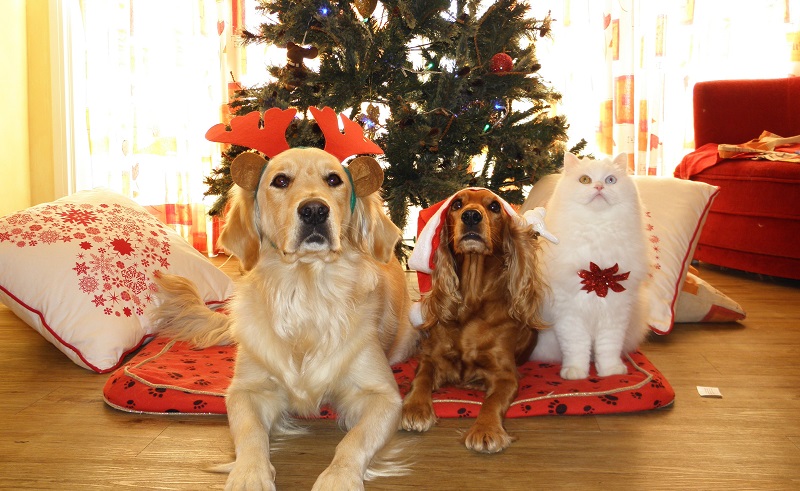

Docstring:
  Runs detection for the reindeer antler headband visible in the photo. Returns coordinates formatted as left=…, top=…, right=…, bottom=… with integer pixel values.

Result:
left=205, top=106, right=385, bottom=210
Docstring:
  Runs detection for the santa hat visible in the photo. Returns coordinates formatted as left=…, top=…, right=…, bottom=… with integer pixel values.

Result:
left=408, top=187, right=521, bottom=274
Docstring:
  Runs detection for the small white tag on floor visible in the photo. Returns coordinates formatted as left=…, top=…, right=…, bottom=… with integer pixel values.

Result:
left=696, top=386, right=723, bottom=398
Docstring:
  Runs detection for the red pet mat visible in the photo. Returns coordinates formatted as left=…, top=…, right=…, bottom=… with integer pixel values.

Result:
left=103, top=336, right=674, bottom=417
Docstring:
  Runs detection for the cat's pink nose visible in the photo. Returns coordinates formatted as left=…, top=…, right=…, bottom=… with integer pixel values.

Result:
left=594, top=184, right=604, bottom=190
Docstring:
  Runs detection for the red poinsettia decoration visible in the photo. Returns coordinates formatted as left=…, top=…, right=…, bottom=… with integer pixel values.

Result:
left=578, top=262, right=630, bottom=298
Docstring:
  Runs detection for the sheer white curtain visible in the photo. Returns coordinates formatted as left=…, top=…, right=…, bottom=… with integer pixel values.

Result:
left=67, top=0, right=235, bottom=253
left=532, top=0, right=800, bottom=176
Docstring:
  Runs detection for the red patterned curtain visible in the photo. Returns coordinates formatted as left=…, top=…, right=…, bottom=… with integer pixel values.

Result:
left=533, top=0, right=799, bottom=176
left=71, top=0, right=247, bottom=254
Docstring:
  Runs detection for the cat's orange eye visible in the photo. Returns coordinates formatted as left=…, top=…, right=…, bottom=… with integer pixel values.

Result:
left=579, top=175, right=592, bottom=184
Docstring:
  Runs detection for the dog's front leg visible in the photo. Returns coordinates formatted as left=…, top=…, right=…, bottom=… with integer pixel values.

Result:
left=312, top=366, right=402, bottom=491
left=400, top=356, right=438, bottom=432
left=462, top=366, right=518, bottom=454
left=224, top=361, right=287, bottom=491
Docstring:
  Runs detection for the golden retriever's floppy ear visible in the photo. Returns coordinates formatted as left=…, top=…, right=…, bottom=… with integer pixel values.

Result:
left=217, top=152, right=267, bottom=272
left=423, top=219, right=461, bottom=327
left=504, top=217, right=545, bottom=329
left=347, top=156, right=398, bottom=263
left=218, top=185, right=260, bottom=272
left=350, top=193, right=401, bottom=263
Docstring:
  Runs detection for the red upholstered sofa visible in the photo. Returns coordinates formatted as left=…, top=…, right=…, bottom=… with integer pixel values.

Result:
left=675, top=78, right=800, bottom=279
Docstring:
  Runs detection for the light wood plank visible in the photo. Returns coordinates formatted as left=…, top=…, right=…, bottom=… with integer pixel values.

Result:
left=1, top=258, right=799, bottom=490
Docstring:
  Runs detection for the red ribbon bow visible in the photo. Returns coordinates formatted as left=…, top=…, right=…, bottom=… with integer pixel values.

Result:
left=578, top=262, right=630, bottom=297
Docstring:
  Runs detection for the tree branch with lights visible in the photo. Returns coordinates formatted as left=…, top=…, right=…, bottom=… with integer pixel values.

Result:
left=204, top=0, right=584, bottom=235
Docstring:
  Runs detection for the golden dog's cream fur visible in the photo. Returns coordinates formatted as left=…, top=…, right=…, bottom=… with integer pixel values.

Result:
left=151, top=148, right=417, bottom=490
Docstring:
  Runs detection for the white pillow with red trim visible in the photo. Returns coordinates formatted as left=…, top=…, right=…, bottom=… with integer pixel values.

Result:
left=0, top=189, right=233, bottom=372
left=675, top=266, right=745, bottom=323
left=521, top=174, right=720, bottom=334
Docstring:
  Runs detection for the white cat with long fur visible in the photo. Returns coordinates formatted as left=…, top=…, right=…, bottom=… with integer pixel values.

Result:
left=531, top=152, right=651, bottom=379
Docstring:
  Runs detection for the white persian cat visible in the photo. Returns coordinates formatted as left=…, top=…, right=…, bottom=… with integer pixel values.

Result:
left=530, top=152, right=651, bottom=379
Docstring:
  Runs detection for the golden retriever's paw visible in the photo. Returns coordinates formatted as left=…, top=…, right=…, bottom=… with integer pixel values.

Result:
left=400, top=402, right=436, bottom=432
left=312, top=466, right=364, bottom=491
left=596, top=360, right=627, bottom=377
left=560, top=365, right=589, bottom=380
left=224, top=461, right=276, bottom=491
left=462, top=423, right=515, bottom=454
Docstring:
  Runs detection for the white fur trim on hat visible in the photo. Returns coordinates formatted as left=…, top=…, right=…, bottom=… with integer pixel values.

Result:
left=408, top=187, right=520, bottom=274
left=409, top=301, right=425, bottom=328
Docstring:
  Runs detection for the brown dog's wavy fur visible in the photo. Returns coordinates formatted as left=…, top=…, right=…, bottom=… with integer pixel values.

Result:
left=401, top=188, right=546, bottom=453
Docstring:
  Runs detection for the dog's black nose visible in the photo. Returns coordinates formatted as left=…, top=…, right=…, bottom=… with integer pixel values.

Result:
left=299, top=200, right=329, bottom=225
left=461, top=209, right=482, bottom=226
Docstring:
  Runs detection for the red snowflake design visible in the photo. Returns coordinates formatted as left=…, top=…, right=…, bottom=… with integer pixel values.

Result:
left=1, top=200, right=176, bottom=319
left=644, top=210, right=662, bottom=275
left=578, top=262, right=630, bottom=298
left=39, top=229, right=60, bottom=244
left=111, top=238, right=134, bottom=255
left=78, top=275, right=99, bottom=294
left=59, top=208, right=98, bottom=226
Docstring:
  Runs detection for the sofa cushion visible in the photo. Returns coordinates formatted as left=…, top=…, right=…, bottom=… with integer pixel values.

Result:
left=676, top=143, right=800, bottom=279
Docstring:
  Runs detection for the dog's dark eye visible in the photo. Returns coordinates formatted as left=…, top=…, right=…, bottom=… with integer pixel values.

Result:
left=488, top=201, right=501, bottom=213
left=271, top=174, right=291, bottom=188
left=326, top=173, right=343, bottom=187
left=451, top=199, right=463, bottom=211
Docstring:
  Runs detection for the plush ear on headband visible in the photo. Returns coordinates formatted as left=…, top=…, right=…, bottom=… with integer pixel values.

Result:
left=347, top=156, right=383, bottom=197
left=230, top=152, right=268, bottom=192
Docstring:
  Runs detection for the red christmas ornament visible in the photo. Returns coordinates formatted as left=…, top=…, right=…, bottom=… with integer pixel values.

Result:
left=490, top=52, right=514, bottom=73
left=578, top=262, right=630, bottom=298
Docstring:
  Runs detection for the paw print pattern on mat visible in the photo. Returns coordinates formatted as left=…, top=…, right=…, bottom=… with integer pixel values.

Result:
left=548, top=400, right=568, bottom=415
left=103, top=343, right=674, bottom=417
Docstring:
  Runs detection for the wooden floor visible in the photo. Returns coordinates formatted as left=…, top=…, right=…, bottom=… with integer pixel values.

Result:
left=1, top=257, right=798, bottom=490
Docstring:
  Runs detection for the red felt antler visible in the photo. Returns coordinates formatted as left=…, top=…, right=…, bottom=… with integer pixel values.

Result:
left=309, top=106, right=383, bottom=162
left=205, top=107, right=297, bottom=158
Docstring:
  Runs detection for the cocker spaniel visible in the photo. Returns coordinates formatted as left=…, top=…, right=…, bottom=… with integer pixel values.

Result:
left=402, top=188, right=545, bottom=453
left=151, top=145, right=418, bottom=490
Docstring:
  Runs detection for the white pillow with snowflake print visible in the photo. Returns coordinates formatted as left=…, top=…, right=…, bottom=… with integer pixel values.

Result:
left=0, top=189, right=233, bottom=372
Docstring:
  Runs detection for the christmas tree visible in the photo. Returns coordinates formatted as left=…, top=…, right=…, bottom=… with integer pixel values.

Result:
left=205, top=0, right=579, bottom=234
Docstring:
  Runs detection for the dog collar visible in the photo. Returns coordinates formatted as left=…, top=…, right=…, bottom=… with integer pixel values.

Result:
left=343, top=167, right=357, bottom=213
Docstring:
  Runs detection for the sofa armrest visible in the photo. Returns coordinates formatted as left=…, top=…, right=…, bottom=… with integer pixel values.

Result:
left=693, top=78, right=800, bottom=149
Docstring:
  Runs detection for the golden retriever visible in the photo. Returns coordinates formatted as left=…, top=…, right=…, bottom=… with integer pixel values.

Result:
left=151, top=147, right=417, bottom=490
left=401, top=188, right=545, bottom=453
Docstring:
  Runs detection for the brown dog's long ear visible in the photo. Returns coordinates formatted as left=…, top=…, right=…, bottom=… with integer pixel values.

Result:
left=348, top=156, right=383, bottom=197
left=504, top=217, right=545, bottom=329
left=218, top=185, right=260, bottom=272
left=422, top=219, right=460, bottom=327
left=230, top=152, right=267, bottom=192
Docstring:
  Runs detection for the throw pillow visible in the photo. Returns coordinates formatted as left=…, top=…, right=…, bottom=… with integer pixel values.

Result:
left=674, top=267, right=746, bottom=323
left=0, top=189, right=233, bottom=372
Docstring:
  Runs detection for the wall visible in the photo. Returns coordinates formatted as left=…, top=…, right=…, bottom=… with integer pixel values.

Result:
left=27, top=0, right=55, bottom=207
left=0, top=0, right=30, bottom=216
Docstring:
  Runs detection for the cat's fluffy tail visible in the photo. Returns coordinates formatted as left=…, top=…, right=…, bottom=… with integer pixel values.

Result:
left=150, top=272, right=233, bottom=348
